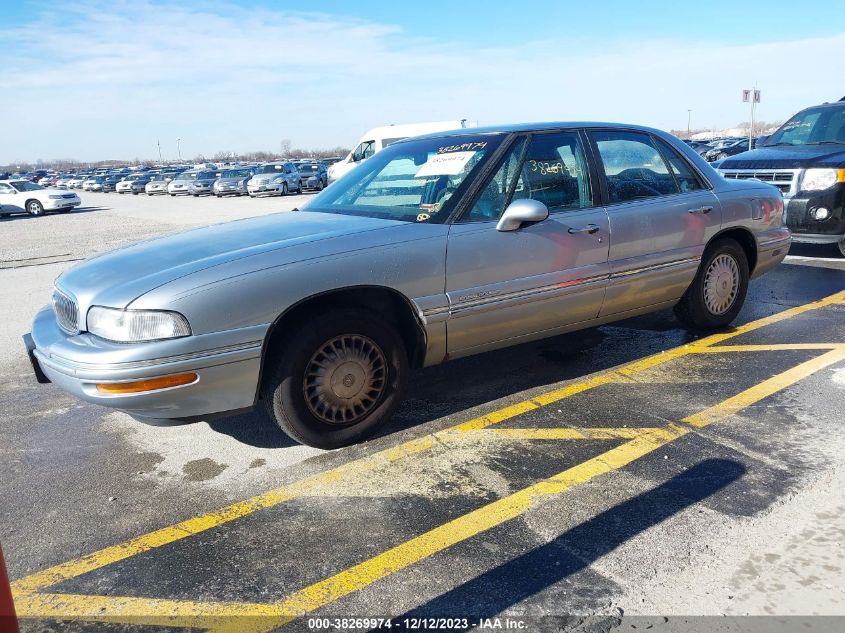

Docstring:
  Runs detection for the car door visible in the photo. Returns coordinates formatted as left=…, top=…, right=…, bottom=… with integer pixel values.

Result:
left=587, top=130, right=721, bottom=316
left=0, top=183, right=24, bottom=213
left=445, top=131, right=610, bottom=356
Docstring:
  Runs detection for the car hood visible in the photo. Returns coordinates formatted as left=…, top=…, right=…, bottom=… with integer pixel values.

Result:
left=719, top=144, right=845, bottom=169
left=56, top=211, right=410, bottom=312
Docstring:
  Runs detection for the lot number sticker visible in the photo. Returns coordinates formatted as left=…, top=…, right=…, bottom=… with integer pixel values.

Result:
left=415, top=151, right=476, bottom=177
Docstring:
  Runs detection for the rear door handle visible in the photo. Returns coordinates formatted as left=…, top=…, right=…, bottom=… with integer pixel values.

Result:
left=688, top=206, right=713, bottom=215
left=567, top=224, right=600, bottom=234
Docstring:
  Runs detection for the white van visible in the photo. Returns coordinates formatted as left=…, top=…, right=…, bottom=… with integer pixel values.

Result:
left=327, top=120, right=469, bottom=183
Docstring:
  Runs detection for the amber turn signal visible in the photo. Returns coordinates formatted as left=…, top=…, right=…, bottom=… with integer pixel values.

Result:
left=95, top=373, right=198, bottom=394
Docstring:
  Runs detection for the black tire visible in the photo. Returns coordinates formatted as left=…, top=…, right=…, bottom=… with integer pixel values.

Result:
left=26, top=200, right=44, bottom=216
left=317, top=179, right=325, bottom=191
left=281, top=183, right=288, bottom=196
left=217, top=194, right=222, bottom=198
left=674, top=238, right=749, bottom=330
left=170, top=194, right=176, bottom=197
left=837, top=238, right=845, bottom=258
left=262, top=308, right=407, bottom=449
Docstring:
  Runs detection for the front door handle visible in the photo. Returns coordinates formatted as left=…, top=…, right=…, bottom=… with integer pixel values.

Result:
left=567, top=224, right=600, bottom=235
left=688, top=206, right=713, bottom=215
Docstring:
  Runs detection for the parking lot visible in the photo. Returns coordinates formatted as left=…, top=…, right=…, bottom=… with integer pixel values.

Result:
left=2, top=194, right=845, bottom=631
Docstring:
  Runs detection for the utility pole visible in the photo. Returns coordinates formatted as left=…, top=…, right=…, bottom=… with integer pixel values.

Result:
left=177, top=138, right=182, bottom=162
left=687, top=109, right=692, bottom=137
left=157, top=139, right=162, bottom=164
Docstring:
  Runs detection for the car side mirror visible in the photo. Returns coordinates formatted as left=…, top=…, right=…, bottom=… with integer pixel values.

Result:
left=496, top=199, right=549, bottom=232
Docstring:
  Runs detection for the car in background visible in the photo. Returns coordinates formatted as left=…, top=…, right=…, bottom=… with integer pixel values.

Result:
left=82, top=176, right=102, bottom=191
left=86, top=176, right=107, bottom=192
left=247, top=161, right=301, bottom=196
left=66, top=175, right=89, bottom=190
left=327, top=120, right=468, bottom=183
left=167, top=170, right=200, bottom=196
left=0, top=179, right=81, bottom=216
left=116, top=174, right=152, bottom=194
left=188, top=170, right=220, bottom=196
left=212, top=167, right=255, bottom=197
left=54, top=176, right=72, bottom=190
left=101, top=175, right=124, bottom=193
left=718, top=97, right=845, bottom=256
left=704, top=139, right=753, bottom=162
left=145, top=172, right=181, bottom=195
left=295, top=161, right=328, bottom=191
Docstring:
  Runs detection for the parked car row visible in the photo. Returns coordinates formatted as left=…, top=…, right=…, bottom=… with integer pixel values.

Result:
left=684, top=136, right=768, bottom=162
left=36, top=160, right=334, bottom=199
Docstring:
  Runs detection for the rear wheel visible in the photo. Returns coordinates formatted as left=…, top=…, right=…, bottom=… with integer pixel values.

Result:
left=837, top=237, right=845, bottom=258
left=675, top=238, right=749, bottom=330
left=262, top=309, right=407, bottom=449
left=26, top=200, right=44, bottom=216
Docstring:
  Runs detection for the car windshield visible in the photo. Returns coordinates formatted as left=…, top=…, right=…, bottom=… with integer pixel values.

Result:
left=257, top=164, right=285, bottom=174
left=196, top=171, right=216, bottom=180
left=177, top=172, right=199, bottom=180
left=222, top=169, right=251, bottom=178
left=11, top=181, right=43, bottom=192
left=765, top=105, right=845, bottom=146
left=303, top=134, right=502, bottom=223
left=297, top=164, right=319, bottom=173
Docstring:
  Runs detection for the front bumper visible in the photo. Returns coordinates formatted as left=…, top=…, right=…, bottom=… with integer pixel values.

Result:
left=46, top=198, right=80, bottom=210
left=784, top=186, right=845, bottom=240
left=26, top=305, right=265, bottom=420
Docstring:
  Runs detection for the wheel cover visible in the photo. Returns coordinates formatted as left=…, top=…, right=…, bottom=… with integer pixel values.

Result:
left=303, top=334, right=387, bottom=425
left=703, top=253, right=740, bottom=315
left=28, top=201, right=41, bottom=213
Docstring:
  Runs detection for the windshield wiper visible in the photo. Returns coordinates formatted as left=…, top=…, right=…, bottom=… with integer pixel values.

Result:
left=815, top=140, right=845, bottom=145
left=763, top=142, right=793, bottom=146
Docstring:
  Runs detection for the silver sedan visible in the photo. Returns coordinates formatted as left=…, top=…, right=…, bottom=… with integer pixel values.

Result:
left=25, top=122, right=790, bottom=448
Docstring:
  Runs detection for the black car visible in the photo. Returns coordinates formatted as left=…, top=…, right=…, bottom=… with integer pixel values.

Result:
left=295, top=161, right=328, bottom=191
left=705, top=139, right=754, bottom=162
left=101, top=175, right=124, bottom=193
left=718, top=97, right=845, bottom=256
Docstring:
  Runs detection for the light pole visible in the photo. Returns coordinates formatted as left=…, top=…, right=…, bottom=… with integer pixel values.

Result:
left=176, top=138, right=182, bottom=162
left=687, top=109, right=692, bottom=137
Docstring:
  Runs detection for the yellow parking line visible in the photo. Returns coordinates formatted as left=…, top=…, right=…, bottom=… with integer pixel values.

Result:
left=30, top=343, right=842, bottom=632
left=12, top=592, right=286, bottom=630
left=11, top=289, right=845, bottom=617
left=692, top=343, right=845, bottom=353
left=682, top=348, right=845, bottom=428
left=485, top=427, right=655, bottom=440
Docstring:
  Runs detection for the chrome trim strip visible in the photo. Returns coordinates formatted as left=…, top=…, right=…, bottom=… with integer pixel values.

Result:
left=610, top=256, right=701, bottom=279
left=449, top=274, right=609, bottom=316
left=40, top=341, right=263, bottom=373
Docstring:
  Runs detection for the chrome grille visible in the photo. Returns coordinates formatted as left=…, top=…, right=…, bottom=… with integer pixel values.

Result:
left=719, top=168, right=800, bottom=197
left=52, top=289, right=79, bottom=334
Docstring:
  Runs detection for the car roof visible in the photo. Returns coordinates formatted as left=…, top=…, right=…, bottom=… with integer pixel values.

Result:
left=408, top=121, right=674, bottom=142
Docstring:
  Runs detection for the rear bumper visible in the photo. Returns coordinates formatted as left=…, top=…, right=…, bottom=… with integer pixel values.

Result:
left=27, top=306, right=264, bottom=420
left=752, top=229, right=791, bottom=279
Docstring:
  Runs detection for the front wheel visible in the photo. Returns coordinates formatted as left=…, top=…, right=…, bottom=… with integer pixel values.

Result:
left=262, top=309, right=407, bottom=449
left=27, top=200, right=44, bottom=216
left=674, top=238, right=749, bottom=330
left=281, top=183, right=288, bottom=196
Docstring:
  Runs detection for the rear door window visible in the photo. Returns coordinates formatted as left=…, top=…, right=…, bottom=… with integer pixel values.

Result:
left=654, top=138, right=705, bottom=192
left=591, top=131, right=679, bottom=203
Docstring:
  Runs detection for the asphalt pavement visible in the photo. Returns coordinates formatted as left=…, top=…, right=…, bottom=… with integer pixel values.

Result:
left=1, top=192, right=844, bottom=632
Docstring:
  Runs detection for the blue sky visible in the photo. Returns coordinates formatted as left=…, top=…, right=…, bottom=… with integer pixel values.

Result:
left=2, top=0, right=844, bottom=164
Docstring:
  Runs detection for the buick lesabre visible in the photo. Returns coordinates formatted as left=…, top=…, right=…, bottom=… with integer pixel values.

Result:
left=24, top=123, right=790, bottom=448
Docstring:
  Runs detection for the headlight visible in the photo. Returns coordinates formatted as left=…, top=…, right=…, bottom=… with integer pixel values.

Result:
left=801, top=168, right=839, bottom=191
left=87, top=306, right=191, bottom=342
